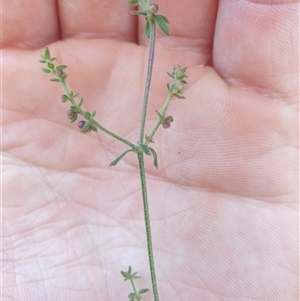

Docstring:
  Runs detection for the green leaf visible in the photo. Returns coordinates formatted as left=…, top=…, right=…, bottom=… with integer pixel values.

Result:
left=70, top=105, right=77, bottom=111
left=154, top=15, right=170, bottom=36
left=50, top=57, right=57, bottom=61
left=39, top=60, right=46, bottom=63
left=155, top=110, right=163, bottom=121
left=130, top=10, right=147, bottom=16
left=47, top=62, right=55, bottom=69
left=128, top=0, right=139, bottom=5
left=91, top=110, right=96, bottom=117
left=139, top=143, right=151, bottom=156
left=50, top=78, right=61, bottom=82
left=159, top=14, right=170, bottom=23
left=41, top=68, right=51, bottom=73
left=175, top=94, right=185, bottom=99
left=84, top=112, right=91, bottom=120
left=109, top=150, right=132, bottom=166
left=56, top=65, right=67, bottom=70
left=149, top=148, right=158, bottom=168
left=138, top=288, right=149, bottom=295
left=145, top=20, right=152, bottom=39
left=44, top=47, right=50, bottom=60
left=69, top=114, right=78, bottom=123
left=78, top=97, right=84, bottom=107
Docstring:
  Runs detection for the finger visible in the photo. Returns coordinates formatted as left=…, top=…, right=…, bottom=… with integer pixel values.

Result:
left=58, top=0, right=137, bottom=42
left=2, top=0, right=59, bottom=49
left=213, top=0, right=299, bottom=102
left=137, top=0, right=219, bottom=64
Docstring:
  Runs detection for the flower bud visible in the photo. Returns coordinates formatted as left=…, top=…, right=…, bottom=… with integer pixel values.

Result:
left=163, top=122, right=171, bottom=129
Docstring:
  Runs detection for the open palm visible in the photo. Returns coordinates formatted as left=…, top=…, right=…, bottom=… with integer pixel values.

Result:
left=3, top=1, right=298, bottom=300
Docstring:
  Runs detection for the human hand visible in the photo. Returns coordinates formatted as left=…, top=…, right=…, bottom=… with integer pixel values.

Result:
left=2, top=0, right=298, bottom=300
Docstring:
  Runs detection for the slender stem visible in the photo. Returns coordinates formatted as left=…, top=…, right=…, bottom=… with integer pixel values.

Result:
left=129, top=278, right=141, bottom=301
left=146, top=93, right=174, bottom=144
left=137, top=152, right=159, bottom=301
left=60, top=80, right=137, bottom=149
left=139, top=21, right=156, bottom=143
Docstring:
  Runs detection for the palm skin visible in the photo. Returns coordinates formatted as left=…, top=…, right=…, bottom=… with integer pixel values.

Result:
left=2, top=0, right=298, bottom=300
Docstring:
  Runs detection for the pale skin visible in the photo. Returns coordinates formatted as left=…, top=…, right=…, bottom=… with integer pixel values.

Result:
left=2, top=0, right=299, bottom=300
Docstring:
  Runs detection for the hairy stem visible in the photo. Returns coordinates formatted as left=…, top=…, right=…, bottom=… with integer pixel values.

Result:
left=146, top=93, right=174, bottom=144
left=137, top=152, right=159, bottom=301
left=139, top=20, right=156, bottom=143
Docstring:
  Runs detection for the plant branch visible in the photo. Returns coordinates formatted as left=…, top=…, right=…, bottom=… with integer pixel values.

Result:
left=60, top=80, right=137, bottom=149
left=139, top=20, right=156, bottom=143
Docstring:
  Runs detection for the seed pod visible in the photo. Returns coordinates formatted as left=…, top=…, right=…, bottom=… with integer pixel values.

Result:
left=67, top=109, right=76, bottom=119
left=163, top=122, right=171, bottom=129
left=148, top=3, right=158, bottom=14
left=56, top=69, right=64, bottom=76
left=78, top=120, right=86, bottom=129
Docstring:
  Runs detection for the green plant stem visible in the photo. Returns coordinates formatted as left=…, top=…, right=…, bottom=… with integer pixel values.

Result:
left=137, top=152, right=159, bottom=301
left=60, top=80, right=136, bottom=149
left=129, top=278, right=142, bottom=301
left=139, top=20, right=156, bottom=143
left=146, top=93, right=174, bottom=144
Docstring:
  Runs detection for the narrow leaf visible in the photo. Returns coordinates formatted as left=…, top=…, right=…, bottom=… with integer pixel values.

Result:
left=78, top=97, right=84, bottom=107
left=139, top=143, right=151, bottom=156
left=44, top=47, right=50, bottom=60
left=128, top=0, right=139, bottom=5
left=56, top=65, right=67, bottom=70
left=41, top=68, right=51, bottom=73
left=109, top=150, right=132, bottom=166
left=138, top=288, right=149, bottom=295
left=149, top=148, right=158, bottom=169
left=130, top=10, right=147, bottom=16
left=145, top=20, right=152, bottom=39
left=50, top=78, right=61, bottom=82
left=155, top=110, right=163, bottom=120
left=39, top=60, right=46, bottom=63
left=158, top=14, right=170, bottom=23
left=91, top=110, right=96, bottom=117
left=154, top=15, right=170, bottom=36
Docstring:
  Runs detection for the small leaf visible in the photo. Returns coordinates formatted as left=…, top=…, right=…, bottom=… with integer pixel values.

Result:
left=56, top=65, right=67, bottom=70
left=175, top=94, right=185, bottom=99
left=69, top=114, right=78, bottom=123
left=159, top=14, right=170, bottom=23
left=47, top=62, right=55, bottom=69
left=50, top=57, right=57, bottom=61
left=130, top=10, right=147, bottom=16
left=149, top=148, right=158, bottom=169
left=154, top=15, right=170, bottom=36
left=78, top=97, right=84, bottom=107
left=138, top=288, right=149, bottom=295
left=39, top=60, right=46, bottom=63
left=42, top=68, right=51, bottom=73
left=128, top=0, right=139, bottom=5
left=50, top=78, right=61, bottom=82
left=70, top=105, right=77, bottom=111
left=145, top=20, right=153, bottom=39
left=155, top=110, right=163, bottom=120
left=109, top=150, right=132, bottom=166
left=139, top=143, right=151, bottom=156
left=84, top=112, right=91, bottom=120
left=44, top=47, right=50, bottom=60
left=91, top=110, right=96, bottom=117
